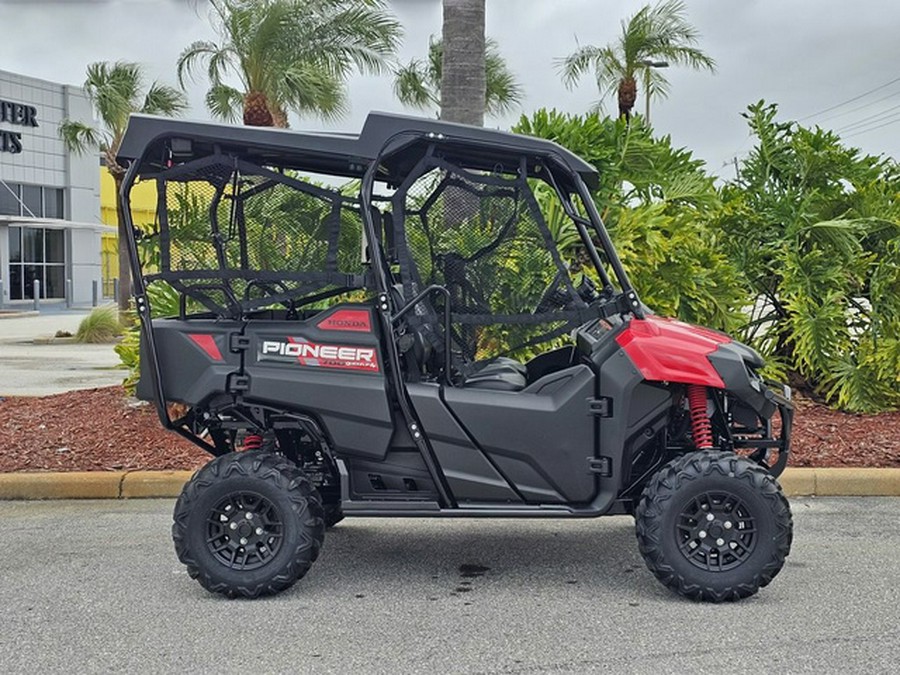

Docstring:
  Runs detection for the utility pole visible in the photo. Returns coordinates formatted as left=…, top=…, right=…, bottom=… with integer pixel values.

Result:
left=639, top=59, right=669, bottom=123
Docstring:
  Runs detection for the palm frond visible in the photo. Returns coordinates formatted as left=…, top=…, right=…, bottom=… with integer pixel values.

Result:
left=205, top=83, right=243, bottom=123
left=485, top=39, right=524, bottom=115
left=142, top=83, right=188, bottom=117
left=393, top=59, right=437, bottom=110
left=280, top=64, right=348, bottom=121
left=176, top=40, right=227, bottom=88
left=84, top=61, right=142, bottom=135
left=426, top=35, right=443, bottom=83
left=557, top=44, right=604, bottom=89
left=58, top=119, right=104, bottom=154
left=315, top=1, right=404, bottom=77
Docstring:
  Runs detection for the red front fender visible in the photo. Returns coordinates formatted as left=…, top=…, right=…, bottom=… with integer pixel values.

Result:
left=614, top=315, right=730, bottom=388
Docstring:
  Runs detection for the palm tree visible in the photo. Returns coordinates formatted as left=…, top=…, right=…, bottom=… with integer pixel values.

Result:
left=558, top=0, right=715, bottom=121
left=177, top=0, right=402, bottom=127
left=440, top=0, right=486, bottom=126
left=393, top=36, right=523, bottom=119
left=59, top=61, right=187, bottom=312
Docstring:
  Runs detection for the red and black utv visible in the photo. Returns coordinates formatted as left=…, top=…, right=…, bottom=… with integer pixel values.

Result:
left=117, top=112, right=793, bottom=602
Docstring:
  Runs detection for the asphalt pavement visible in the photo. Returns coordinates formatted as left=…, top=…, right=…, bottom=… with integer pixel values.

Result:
left=0, top=307, right=123, bottom=396
left=0, top=496, right=897, bottom=674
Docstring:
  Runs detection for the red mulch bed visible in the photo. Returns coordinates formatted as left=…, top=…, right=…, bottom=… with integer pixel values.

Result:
left=0, top=386, right=898, bottom=473
left=0, top=386, right=208, bottom=473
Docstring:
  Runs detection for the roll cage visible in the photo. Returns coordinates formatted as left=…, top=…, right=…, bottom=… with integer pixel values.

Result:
left=117, top=112, right=644, bottom=442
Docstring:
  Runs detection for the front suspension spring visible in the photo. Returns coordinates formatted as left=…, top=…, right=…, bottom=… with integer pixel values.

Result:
left=687, top=384, right=714, bottom=449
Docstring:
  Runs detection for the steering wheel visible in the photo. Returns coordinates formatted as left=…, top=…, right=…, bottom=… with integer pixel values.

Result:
left=533, top=273, right=600, bottom=314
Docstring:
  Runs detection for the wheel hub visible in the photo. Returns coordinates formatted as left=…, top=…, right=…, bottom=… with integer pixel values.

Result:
left=205, top=492, right=284, bottom=571
left=676, top=491, right=757, bottom=571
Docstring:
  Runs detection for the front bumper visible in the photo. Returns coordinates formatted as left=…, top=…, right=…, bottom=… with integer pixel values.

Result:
left=764, top=384, right=793, bottom=477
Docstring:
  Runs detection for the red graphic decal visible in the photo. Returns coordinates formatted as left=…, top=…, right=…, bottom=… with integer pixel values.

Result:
left=316, top=309, right=371, bottom=332
left=260, top=337, right=380, bottom=373
left=615, top=315, right=728, bottom=388
left=188, top=333, right=224, bottom=362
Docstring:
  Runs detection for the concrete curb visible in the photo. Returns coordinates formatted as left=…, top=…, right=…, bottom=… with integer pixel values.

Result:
left=0, top=470, right=195, bottom=500
left=0, top=467, right=899, bottom=500
left=778, top=468, right=900, bottom=496
left=0, top=311, right=39, bottom=319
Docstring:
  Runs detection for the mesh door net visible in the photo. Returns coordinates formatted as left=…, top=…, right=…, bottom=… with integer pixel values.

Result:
left=391, top=156, right=592, bottom=365
left=137, top=154, right=366, bottom=318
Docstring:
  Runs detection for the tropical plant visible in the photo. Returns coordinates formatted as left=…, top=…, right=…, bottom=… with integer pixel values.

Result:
left=59, top=61, right=187, bottom=311
left=716, top=101, right=900, bottom=412
left=393, top=36, right=523, bottom=118
left=116, top=281, right=189, bottom=393
left=440, top=0, right=486, bottom=125
left=75, top=305, right=123, bottom=343
left=514, top=108, right=746, bottom=333
left=558, top=0, right=715, bottom=120
left=177, top=0, right=402, bottom=127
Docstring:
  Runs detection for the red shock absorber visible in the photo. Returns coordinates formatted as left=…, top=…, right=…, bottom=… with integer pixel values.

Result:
left=687, top=384, right=714, bottom=449
left=241, top=434, right=263, bottom=451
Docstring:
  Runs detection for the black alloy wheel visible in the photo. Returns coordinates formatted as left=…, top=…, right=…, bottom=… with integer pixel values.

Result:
left=635, top=450, right=793, bottom=602
left=205, top=491, right=285, bottom=571
left=173, top=451, right=325, bottom=598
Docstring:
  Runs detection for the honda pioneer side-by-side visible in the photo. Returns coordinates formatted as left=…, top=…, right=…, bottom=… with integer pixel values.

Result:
left=117, top=112, right=793, bottom=602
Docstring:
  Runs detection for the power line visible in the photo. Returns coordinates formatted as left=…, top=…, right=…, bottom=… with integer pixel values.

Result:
left=843, top=115, right=900, bottom=140
left=811, top=88, right=900, bottom=126
left=797, top=75, right=900, bottom=121
left=835, top=102, right=900, bottom=134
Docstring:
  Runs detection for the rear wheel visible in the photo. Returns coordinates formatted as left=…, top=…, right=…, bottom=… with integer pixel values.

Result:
left=635, top=450, right=792, bottom=602
left=173, top=451, right=325, bottom=598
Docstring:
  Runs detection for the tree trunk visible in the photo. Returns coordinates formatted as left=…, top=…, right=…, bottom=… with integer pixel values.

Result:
left=440, top=0, right=486, bottom=127
left=243, top=91, right=274, bottom=127
left=113, top=173, right=131, bottom=313
left=618, top=76, right=637, bottom=120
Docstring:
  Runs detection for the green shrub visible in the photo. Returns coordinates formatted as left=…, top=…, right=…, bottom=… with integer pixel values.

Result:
left=716, top=101, right=900, bottom=411
left=116, top=282, right=201, bottom=394
left=514, top=108, right=745, bottom=333
left=74, top=305, right=123, bottom=343
left=114, top=325, right=141, bottom=394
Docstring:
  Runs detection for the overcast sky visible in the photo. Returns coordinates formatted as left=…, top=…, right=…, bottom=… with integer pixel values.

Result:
left=2, top=0, right=899, bottom=178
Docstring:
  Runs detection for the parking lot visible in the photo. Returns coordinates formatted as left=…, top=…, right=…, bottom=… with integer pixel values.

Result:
left=0, top=309, right=122, bottom=396
left=0, top=496, right=898, bottom=673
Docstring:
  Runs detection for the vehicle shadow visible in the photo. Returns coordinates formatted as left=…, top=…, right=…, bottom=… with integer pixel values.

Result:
left=287, top=516, right=664, bottom=601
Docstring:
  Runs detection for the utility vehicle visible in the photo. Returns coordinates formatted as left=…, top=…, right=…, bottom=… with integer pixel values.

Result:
left=117, top=112, right=793, bottom=602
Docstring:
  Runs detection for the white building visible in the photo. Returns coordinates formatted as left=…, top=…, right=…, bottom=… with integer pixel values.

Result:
left=0, top=69, right=108, bottom=307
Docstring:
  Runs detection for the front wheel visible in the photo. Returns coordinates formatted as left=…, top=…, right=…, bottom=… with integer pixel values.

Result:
left=172, top=451, right=325, bottom=598
left=635, top=450, right=792, bottom=602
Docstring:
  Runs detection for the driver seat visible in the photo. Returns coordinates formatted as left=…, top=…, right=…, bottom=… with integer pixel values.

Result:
left=392, top=280, right=528, bottom=392
left=461, top=357, right=527, bottom=391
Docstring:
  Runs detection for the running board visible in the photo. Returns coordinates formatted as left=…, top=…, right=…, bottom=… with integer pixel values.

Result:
left=340, top=500, right=608, bottom=518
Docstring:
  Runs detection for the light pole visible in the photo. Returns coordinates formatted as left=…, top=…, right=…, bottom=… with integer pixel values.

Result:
left=639, top=59, right=669, bottom=123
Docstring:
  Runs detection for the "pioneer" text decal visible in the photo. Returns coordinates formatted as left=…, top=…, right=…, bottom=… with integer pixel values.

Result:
left=259, top=338, right=379, bottom=372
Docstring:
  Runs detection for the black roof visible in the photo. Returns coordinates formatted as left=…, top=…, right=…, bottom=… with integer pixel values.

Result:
left=117, top=111, right=598, bottom=189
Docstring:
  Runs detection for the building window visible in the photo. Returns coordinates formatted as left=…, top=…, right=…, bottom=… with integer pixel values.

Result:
left=7, top=226, right=66, bottom=300
left=44, top=188, right=65, bottom=219
left=0, top=183, right=65, bottom=218
left=0, top=183, right=19, bottom=215
left=22, top=184, right=42, bottom=217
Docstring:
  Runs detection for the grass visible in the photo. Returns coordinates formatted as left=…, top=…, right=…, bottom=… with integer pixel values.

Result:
left=74, top=305, right=124, bottom=344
